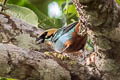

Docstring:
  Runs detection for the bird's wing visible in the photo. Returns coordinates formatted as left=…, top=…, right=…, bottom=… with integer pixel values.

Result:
left=62, top=21, right=78, bottom=35
left=51, top=21, right=78, bottom=43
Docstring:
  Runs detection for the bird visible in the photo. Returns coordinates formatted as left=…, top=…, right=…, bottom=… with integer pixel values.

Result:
left=36, top=21, right=88, bottom=57
left=36, top=21, right=95, bottom=64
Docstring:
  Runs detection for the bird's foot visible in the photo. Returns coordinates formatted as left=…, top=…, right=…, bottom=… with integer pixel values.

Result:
left=44, top=51, right=53, bottom=57
left=44, top=51, right=70, bottom=60
left=55, top=53, right=70, bottom=60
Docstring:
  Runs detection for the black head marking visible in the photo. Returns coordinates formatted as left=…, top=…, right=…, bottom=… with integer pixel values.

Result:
left=36, top=32, right=48, bottom=44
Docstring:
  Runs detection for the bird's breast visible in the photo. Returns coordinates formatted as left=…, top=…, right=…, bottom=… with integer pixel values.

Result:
left=52, top=32, right=72, bottom=53
left=63, top=32, right=87, bottom=53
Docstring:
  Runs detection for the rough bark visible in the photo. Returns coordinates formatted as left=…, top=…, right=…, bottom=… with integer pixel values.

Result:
left=0, top=13, right=71, bottom=80
left=0, top=43, right=71, bottom=80
left=0, top=0, right=120, bottom=79
left=73, top=0, right=120, bottom=80
left=0, top=10, right=102, bottom=80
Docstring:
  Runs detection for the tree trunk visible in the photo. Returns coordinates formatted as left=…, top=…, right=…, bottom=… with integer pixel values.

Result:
left=72, top=0, right=120, bottom=80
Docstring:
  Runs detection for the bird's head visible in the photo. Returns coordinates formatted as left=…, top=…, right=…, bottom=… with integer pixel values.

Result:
left=36, top=29, right=57, bottom=44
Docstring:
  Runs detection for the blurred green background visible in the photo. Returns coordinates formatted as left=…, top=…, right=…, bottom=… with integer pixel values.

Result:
left=6, top=0, right=78, bottom=29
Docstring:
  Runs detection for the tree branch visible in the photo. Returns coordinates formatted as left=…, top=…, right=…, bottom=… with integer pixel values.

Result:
left=0, top=13, right=72, bottom=80
left=0, top=43, right=71, bottom=80
left=0, top=11, right=102, bottom=80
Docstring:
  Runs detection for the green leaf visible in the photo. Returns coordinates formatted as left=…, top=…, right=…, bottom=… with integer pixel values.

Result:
left=7, top=0, right=25, bottom=6
left=0, top=77, right=16, bottom=80
left=4, top=4, right=38, bottom=27
left=116, top=0, right=120, bottom=6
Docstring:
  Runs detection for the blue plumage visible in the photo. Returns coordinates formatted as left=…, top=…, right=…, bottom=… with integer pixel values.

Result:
left=51, top=22, right=78, bottom=43
left=36, top=20, right=95, bottom=65
left=51, top=22, right=78, bottom=53
left=52, top=31, right=72, bottom=53
left=36, top=21, right=89, bottom=54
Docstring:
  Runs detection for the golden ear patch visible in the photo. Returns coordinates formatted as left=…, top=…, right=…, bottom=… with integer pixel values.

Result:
left=46, top=28, right=57, bottom=36
left=39, top=28, right=57, bottom=37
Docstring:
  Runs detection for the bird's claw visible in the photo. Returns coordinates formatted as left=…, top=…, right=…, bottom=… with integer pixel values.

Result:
left=44, top=52, right=70, bottom=60
left=56, top=53, right=70, bottom=60
left=44, top=51, right=53, bottom=57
